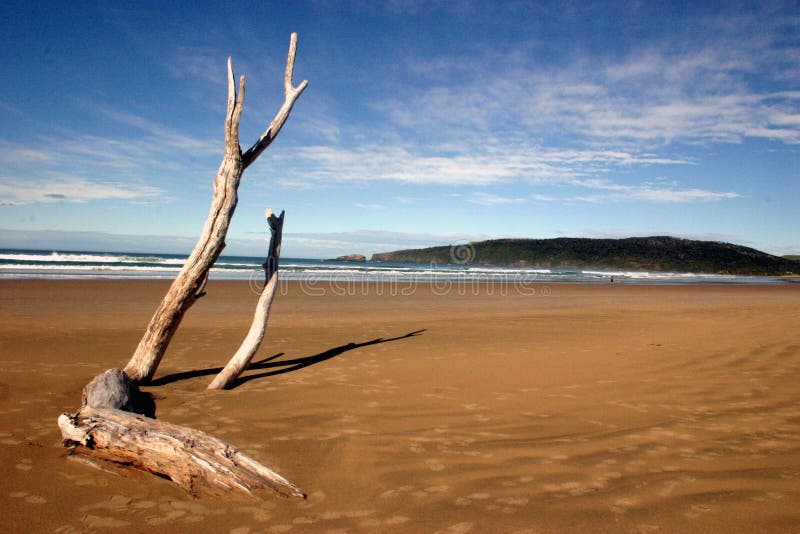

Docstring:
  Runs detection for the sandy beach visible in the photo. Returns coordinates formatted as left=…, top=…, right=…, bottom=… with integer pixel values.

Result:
left=1, top=279, right=799, bottom=532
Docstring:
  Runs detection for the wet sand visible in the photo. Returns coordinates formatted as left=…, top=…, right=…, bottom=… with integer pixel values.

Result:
left=1, top=280, right=799, bottom=532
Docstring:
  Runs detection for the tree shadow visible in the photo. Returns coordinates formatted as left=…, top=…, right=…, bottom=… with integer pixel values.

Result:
left=233, top=329, right=426, bottom=387
left=149, top=329, right=425, bottom=389
left=149, top=354, right=285, bottom=387
left=130, top=388, right=158, bottom=418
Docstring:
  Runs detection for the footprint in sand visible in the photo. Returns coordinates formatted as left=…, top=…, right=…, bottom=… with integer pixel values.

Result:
left=497, top=497, right=529, bottom=506
left=145, top=510, right=187, bottom=525
left=610, top=497, right=638, bottom=515
left=15, top=458, right=33, bottom=471
left=425, top=459, right=446, bottom=471
left=410, top=443, right=426, bottom=453
left=658, top=480, right=679, bottom=497
left=685, top=503, right=714, bottom=519
left=435, top=522, right=474, bottom=534
left=78, top=495, right=132, bottom=512
left=82, top=515, right=131, bottom=528
left=267, top=526, right=292, bottom=533
left=384, top=515, right=411, bottom=525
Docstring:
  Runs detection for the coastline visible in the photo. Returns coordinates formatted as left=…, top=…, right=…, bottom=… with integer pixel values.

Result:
left=1, top=249, right=793, bottom=285
left=1, top=280, right=799, bottom=531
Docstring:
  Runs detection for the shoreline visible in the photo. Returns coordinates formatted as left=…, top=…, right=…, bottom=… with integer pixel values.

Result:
left=1, top=280, right=799, bottom=531
left=1, top=250, right=793, bottom=285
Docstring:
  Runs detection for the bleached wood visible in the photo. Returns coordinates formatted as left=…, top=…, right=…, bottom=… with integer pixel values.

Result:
left=60, top=34, right=308, bottom=500
left=58, top=405, right=305, bottom=499
left=241, top=33, right=308, bottom=168
left=208, top=210, right=284, bottom=390
left=123, top=34, right=306, bottom=383
left=59, top=367, right=304, bottom=498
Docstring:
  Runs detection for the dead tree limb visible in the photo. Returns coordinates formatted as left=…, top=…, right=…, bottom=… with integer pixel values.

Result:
left=208, top=209, right=284, bottom=390
left=59, top=370, right=304, bottom=499
left=124, top=34, right=307, bottom=384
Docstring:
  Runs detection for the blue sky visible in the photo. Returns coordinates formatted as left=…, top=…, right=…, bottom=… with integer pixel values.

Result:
left=0, top=1, right=798, bottom=258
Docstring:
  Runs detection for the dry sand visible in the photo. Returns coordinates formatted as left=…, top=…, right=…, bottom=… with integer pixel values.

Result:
left=0, top=280, right=799, bottom=532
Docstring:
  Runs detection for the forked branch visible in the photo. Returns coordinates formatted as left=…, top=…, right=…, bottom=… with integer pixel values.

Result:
left=62, top=33, right=308, bottom=499
left=242, top=33, right=309, bottom=169
left=123, top=34, right=306, bottom=384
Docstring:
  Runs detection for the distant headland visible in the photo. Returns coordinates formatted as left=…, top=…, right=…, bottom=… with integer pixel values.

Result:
left=326, top=254, right=367, bottom=262
left=370, top=236, right=799, bottom=276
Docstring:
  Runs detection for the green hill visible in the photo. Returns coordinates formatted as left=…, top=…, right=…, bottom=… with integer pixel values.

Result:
left=371, top=236, right=800, bottom=276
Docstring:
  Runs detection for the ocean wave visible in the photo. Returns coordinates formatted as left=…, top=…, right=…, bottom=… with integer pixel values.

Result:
left=0, top=251, right=187, bottom=265
left=0, top=249, right=785, bottom=284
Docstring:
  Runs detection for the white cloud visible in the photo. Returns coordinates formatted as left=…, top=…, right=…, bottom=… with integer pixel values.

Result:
left=627, top=188, right=741, bottom=203
left=0, top=145, right=54, bottom=164
left=468, top=192, right=527, bottom=205
left=0, top=106, right=220, bottom=207
left=166, top=46, right=227, bottom=86
left=95, top=106, right=219, bottom=155
left=0, top=177, right=161, bottom=205
left=282, top=145, right=519, bottom=185
left=275, top=144, right=691, bottom=188
left=573, top=183, right=741, bottom=204
left=375, top=14, right=800, bottom=149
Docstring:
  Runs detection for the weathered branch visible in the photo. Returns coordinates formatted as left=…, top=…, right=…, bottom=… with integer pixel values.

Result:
left=123, top=35, right=306, bottom=383
left=58, top=408, right=304, bottom=498
left=208, top=210, right=284, bottom=390
left=241, top=33, right=308, bottom=169
left=59, top=368, right=304, bottom=499
left=57, top=412, right=303, bottom=499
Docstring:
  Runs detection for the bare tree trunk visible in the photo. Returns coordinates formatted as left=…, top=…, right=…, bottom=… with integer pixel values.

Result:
left=124, top=34, right=307, bottom=384
left=208, top=209, right=284, bottom=390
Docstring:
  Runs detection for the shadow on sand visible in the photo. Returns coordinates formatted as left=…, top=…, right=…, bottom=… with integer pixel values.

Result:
left=149, top=329, right=425, bottom=389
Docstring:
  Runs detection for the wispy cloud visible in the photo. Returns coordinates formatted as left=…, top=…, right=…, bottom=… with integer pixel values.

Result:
left=0, top=176, right=161, bottom=205
left=360, top=6, right=800, bottom=175
left=0, top=106, right=221, bottom=205
left=468, top=192, right=527, bottom=205
left=275, top=144, right=691, bottom=188
left=95, top=106, right=219, bottom=155
left=383, top=58, right=800, bottom=148
left=0, top=146, right=54, bottom=164
left=571, top=180, right=741, bottom=204
left=165, top=45, right=227, bottom=86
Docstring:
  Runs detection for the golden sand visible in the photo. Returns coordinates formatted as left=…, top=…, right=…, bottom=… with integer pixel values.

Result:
left=1, top=280, right=799, bottom=532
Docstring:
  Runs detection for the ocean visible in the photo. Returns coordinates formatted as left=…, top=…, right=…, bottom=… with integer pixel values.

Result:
left=0, top=249, right=787, bottom=286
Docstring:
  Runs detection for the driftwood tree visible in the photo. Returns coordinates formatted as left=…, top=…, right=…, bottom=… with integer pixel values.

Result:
left=58, top=34, right=308, bottom=499
left=209, top=209, right=284, bottom=390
